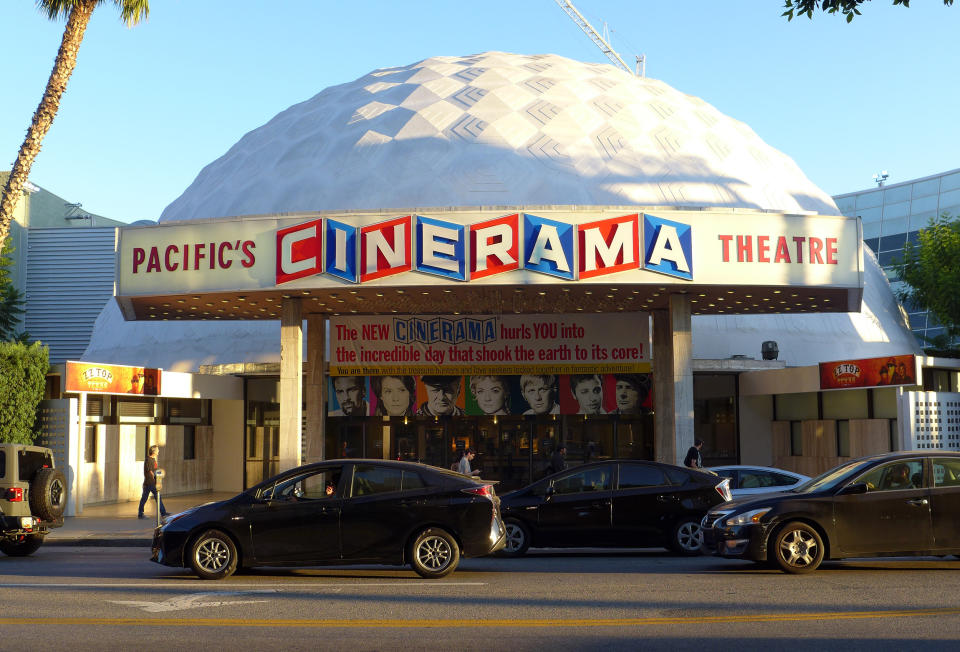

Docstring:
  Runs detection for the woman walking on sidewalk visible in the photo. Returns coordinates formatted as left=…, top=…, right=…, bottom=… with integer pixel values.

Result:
left=137, top=445, right=169, bottom=519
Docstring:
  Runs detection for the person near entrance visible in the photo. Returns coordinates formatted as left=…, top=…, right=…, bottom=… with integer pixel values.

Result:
left=520, top=374, right=560, bottom=415
left=457, top=448, right=481, bottom=477
left=330, top=376, right=369, bottom=416
left=684, top=439, right=704, bottom=469
left=418, top=376, right=464, bottom=416
left=546, top=445, right=567, bottom=475
left=138, top=444, right=169, bottom=519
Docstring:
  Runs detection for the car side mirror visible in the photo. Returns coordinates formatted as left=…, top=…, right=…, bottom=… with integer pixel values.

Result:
left=840, top=482, right=869, bottom=495
left=544, top=485, right=555, bottom=501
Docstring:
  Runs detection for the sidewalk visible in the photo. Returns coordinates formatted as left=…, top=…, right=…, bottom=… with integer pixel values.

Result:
left=45, top=491, right=235, bottom=547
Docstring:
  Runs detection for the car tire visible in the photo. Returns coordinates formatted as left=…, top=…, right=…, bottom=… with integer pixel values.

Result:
left=0, top=534, right=44, bottom=557
left=772, top=521, right=824, bottom=574
left=669, top=518, right=704, bottom=556
left=189, top=529, right=238, bottom=580
left=499, top=519, right=531, bottom=557
left=29, top=467, right=67, bottom=522
left=409, top=527, right=460, bottom=579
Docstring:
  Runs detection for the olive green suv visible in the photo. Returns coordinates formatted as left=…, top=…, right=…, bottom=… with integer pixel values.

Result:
left=0, top=443, right=66, bottom=556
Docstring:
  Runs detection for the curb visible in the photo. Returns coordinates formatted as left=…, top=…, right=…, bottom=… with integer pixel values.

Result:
left=45, top=538, right=152, bottom=547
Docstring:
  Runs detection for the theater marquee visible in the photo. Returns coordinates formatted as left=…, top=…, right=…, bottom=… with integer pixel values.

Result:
left=115, top=209, right=863, bottom=299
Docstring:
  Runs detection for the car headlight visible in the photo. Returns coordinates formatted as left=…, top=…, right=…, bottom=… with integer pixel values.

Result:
left=724, top=507, right=771, bottom=527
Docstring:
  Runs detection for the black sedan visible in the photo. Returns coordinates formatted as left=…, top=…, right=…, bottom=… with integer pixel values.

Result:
left=152, top=459, right=506, bottom=579
left=498, top=459, right=732, bottom=556
left=702, top=451, right=960, bottom=573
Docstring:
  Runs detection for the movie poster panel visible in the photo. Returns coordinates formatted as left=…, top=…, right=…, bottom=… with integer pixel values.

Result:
left=819, top=354, right=918, bottom=390
left=514, top=373, right=561, bottom=416
left=369, top=375, right=417, bottom=417
left=464, top=374, right=513, bottom=416
left=330, top=372, right=653, bottom=417
left=328, top=376, right=371, bottom=416
left=414, top=375, right=466, bottom=417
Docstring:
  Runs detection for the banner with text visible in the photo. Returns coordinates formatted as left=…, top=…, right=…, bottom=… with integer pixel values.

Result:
left=330, top=314, right=651, bottom=376
left=65, top=361, right=162, bottom=395
left=819, top=354, right=918, bottom=390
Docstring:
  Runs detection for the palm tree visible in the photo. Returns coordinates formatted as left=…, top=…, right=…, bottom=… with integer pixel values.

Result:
left=0, top=0, right=150, bottom=248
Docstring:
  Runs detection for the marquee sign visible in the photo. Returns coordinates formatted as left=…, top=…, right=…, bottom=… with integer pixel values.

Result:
left=329, top=313, right=651, bottom=376
left=116, top=209, right=862, bottom=297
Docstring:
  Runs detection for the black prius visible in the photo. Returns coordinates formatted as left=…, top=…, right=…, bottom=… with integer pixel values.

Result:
left=151, top=459, right=506, bottom=579
left=498, top=460, right=732, bottom=556
left=701, top=451, right=960, bottom=573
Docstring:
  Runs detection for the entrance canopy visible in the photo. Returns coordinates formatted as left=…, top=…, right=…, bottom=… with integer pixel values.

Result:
left=115, top=206, right=862, bottom=320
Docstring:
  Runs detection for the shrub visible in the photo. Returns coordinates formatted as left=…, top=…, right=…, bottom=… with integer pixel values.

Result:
left=0, top=341, right=49, bottom=444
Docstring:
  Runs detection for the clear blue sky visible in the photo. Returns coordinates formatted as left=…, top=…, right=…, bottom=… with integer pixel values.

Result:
left=2, top=1, right=957, bottom=223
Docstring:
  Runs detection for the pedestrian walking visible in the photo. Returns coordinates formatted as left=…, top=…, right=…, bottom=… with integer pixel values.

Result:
left=138, top=444, right=169, bottom=519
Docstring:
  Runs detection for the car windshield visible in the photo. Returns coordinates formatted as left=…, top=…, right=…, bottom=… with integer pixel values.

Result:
left=791, top=459, right=875, bottom=494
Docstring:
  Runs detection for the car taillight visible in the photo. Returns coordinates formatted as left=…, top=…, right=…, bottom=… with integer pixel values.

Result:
left=5, top=487, right=23, bottom=502
left=462, top=484, right=495, bottom=500
left=715, top=478, right=732, bottom=502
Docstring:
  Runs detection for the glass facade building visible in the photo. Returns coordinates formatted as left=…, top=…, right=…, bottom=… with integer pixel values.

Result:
left=834, top=168, right=960, bottom=345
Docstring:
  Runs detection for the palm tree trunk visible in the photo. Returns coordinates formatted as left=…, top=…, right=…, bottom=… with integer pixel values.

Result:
left=0, top=0, right=97, bottom=247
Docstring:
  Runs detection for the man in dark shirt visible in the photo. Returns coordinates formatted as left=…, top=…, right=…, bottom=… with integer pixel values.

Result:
left=684, top=439, right=703, bottom=469
left=138, top=444, right=169, bottom=519
left=547, top=446, right=567, bottom=475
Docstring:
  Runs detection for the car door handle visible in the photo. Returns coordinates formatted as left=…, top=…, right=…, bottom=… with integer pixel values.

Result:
left=656, top=495, right=678, bottom=502
left=906, top=498, right=929, bottom=507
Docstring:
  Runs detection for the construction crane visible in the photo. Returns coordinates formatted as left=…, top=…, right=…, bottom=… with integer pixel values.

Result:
left=554, top=0, right=645, bottom=77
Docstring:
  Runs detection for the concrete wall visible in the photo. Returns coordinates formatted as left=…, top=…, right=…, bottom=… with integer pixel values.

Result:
left=161, top=372, right=242, bottom=399
left=738, top=395, right=774, bottom=465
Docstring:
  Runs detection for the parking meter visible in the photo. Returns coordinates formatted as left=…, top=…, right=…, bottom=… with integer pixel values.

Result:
left=154, top=469, right=165, bottom=526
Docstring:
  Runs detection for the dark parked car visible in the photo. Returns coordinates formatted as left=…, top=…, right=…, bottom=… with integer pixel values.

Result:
left=702, top=451, right=960, bottom=573
left=152, top=459, right=506, bottom=579
left=498, top=459, right=732, bottom=556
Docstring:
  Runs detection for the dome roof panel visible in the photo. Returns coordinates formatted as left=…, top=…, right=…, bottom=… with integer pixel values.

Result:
left=160, top=52, right=838, bottom=221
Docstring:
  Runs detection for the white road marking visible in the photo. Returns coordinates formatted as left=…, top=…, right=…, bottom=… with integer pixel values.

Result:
left=108, top=591, right=276, bottom=613
left=0, top=581, right=486, bottom=589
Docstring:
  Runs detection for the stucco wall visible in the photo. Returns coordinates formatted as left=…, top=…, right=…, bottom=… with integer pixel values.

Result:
left=212, top=399, right=244, bottom=493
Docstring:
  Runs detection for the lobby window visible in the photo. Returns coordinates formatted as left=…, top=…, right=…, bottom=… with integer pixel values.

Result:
left=135, top=426, right=147, bottom=462
left=84, top=424, right=97, bottom=463
left=165, top=398, right=209, bottom=425
left=183, top=425, right=196, bottom=460
left=118, top=398, right=156, bottom=424
left=790, top=422, right=803, bottom=456
left=775, top=392, right=818, bottom=421
left=836, top=420, right=850, bottom=457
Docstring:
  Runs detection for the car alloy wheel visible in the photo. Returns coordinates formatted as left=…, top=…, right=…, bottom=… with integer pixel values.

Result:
left=190, top=529, right=238, bottom=580
left=500, top=519, right=530, bottom=557
left=773, top=522, right=824, bottom=574
left=410, top=527, right=460, bottom=579
left=671, top=519, right=704, bottom=556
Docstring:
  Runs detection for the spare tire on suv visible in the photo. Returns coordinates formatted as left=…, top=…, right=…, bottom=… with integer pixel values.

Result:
left=1, top=443, right=66, bottom=557
left=29, top=467, right=67, bottom=522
